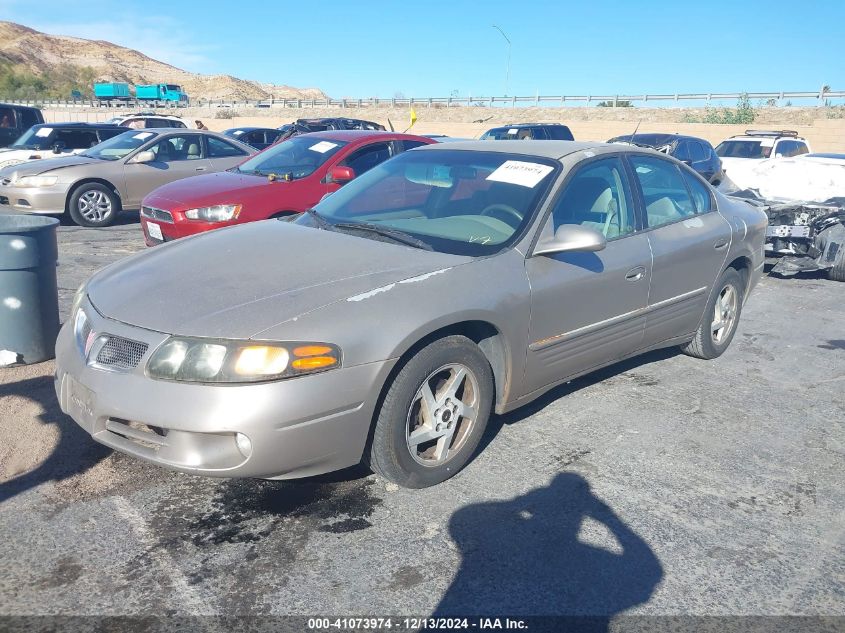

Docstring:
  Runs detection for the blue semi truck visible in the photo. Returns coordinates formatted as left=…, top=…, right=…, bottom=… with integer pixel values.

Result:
left=93, top=82, right=189, bottom=106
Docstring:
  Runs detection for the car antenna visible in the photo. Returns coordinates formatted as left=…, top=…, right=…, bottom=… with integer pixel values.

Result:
left=387, top=118, right=395, bottom=132
left=629, top=120, right=641, bottom=142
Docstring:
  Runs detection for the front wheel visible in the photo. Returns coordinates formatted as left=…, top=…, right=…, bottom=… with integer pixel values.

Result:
left=366, top=336, right=494, bottom=488
left=680, top=268, right=744, bottom=360
left=68, top=183, right=119, bottom=227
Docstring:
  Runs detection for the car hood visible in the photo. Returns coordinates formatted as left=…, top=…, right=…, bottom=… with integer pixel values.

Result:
left=87, top=221, right=470, bottom=339
left=1, top=154, right=102, bottom=176
left=144, top=170, right=296, bottom=208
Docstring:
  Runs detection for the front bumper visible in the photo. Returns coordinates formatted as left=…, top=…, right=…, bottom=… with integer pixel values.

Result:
left=55, top=300, right=396, bottom=479
left=141, top=213, right=228, bottom=247
left=0, top=183, right=70, bottom=214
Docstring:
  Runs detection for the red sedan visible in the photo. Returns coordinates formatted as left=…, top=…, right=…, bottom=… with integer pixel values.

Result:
left=140, top=130, right=435, bottom=245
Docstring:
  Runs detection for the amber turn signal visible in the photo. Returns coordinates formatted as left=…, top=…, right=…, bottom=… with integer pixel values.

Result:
left=291, top=356, right=338, bottom=370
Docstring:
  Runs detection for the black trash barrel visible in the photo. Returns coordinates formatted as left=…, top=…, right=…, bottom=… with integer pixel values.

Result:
left=0, top=215, right=60, bottom=364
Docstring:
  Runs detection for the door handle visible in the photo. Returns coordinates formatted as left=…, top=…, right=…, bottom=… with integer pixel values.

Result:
left=195, top=167, right=207, bottom=171
left=625, top=266, right=646, bottom=281
left=714, top=239, right=729, bottom=250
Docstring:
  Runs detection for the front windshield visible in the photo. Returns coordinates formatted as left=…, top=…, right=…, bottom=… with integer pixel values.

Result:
left=716, top=140, right=771, bottom=159
left=297, top=149, right=558, bottom=256
left=9, top=127, right=54, bottom=150
left=83, top=130, right=158, bottom=161
left=236, top=135, right=347, bottom=179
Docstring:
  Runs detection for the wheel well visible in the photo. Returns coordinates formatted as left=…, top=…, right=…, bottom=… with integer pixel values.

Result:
left=362, top=320, right=508, bottom=465
left=726, top=256, right=752, bottom=295
left=65, top=179, right=123, bottom=213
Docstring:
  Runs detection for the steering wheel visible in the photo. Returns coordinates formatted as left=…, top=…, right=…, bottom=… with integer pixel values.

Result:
left=480, top=203, right=522, bottom=228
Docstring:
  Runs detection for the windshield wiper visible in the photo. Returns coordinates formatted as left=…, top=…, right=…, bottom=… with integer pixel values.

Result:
left=301, top=207, right=334, bottom=230
left=331, top=222, right=433, bottom=251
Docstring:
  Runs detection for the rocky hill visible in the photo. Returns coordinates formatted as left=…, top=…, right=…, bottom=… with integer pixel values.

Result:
left=0, top=21, right=326, bottom=101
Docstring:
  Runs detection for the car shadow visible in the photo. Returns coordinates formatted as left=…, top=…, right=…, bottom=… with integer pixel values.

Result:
left=478, top=347, right=680, bottom=456
left=433, top=472, right=663, bottom=629
left=0, top=374, right=111, bottom=504
left=57, top=210, right=140, bottom=227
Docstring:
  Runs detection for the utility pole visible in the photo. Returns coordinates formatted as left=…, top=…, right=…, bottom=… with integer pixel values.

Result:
left=491, top=25, right=511, bottom=97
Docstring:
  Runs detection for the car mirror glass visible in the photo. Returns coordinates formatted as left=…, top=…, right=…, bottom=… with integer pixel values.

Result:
left=128, top=150, right=156, bottom=164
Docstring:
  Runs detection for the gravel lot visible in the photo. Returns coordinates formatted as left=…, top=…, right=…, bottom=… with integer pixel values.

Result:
left=0, top=215, right=843, bottom=628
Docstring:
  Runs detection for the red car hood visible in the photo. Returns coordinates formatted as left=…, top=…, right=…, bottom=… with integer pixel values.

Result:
left=143, top=170, right=303, bottom=209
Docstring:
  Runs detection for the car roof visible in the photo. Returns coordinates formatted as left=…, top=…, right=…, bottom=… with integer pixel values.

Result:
left=418, top=140, right=622, bottom=159
left=609, top=133, right=712, bottom=144
left=494, top=123, right=568, bottom=128
left=0, top=103, right=40, bottom=111
left=224, top=127, right=277, bottom=133
left=33, top=122, right=122, bottom=129
left=295, top=130, right=430, bottom=142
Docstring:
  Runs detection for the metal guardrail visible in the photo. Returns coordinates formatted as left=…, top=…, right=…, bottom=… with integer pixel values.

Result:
left=2, top=89, right=843, bottom=109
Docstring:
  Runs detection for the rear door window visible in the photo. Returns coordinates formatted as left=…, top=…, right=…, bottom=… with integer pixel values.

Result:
left=630, top=154, right=696, bottom=227
left=673, top=141, right=692, bottom=162
left=529, top=127, right=548, bottom=139
left=341, top=142, right=394, bottom=176
left=681, top=170, right=713, bottom=214
left=690, top=142, right=708, bottom=162
left=546, top=125, right=574, bottom=140
left=19, top=109, right=41, bottom=129
left=207, top=136, right=249, bottom=158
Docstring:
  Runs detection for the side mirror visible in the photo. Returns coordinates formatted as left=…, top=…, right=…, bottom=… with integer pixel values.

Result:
left=328, top=165, right=355, bottom=184
left=52, top=141, right=67, bottom=154
left=128, top=150, right=156, bottom=164
left=533, top=224, right=607, bottom=257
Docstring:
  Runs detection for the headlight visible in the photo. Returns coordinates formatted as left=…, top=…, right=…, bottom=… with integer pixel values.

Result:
left=71, top=283, right=87, bottom=318
left=15, top=175, right=58, bottom=187
left=183, top=204, right=242, bottom=222
left=146, top=338, right=341, bottom=383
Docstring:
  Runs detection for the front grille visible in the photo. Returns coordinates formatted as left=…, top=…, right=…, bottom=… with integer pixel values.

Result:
left=94, top=335, right=149, bottom=371
left=141, top=205, right=174, bottom=223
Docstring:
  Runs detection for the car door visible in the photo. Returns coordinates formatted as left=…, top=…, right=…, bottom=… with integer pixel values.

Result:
left=122, top=133, right=211, bottom=207
left=628, top=154, right=732, bottom=347
left=521, top=156, right=652, bottom=395
left=320, top=141, right=396, bottom=200
left=205, top=136, right=251, bottom=171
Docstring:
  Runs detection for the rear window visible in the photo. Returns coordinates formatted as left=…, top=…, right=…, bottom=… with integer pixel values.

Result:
left=715, top=140, right=771, bottom=159
left=0, top=107, right=15, bottom=129
left=19, top=108, right=41, bottom=129
left=546, top=126, right=574, bottom=140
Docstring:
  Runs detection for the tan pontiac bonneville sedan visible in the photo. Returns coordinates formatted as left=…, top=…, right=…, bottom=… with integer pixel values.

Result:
left=0, top=129, right=255, bottom=226
left=56, top=141, right=768, bottom=488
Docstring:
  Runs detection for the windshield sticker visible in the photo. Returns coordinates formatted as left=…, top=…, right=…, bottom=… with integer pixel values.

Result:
left=35, top=128, right=53, bottom=137
left=486, top=160, right=554, bottom=188
left=508, top=128, right=518, bottom=135
left=309, top=141, right=338, bottom=153
left=132, top=132, right=154, bottom=140
left=760, top=139, right=775, bottom=147
left=232, top=130, right=244, bottom=135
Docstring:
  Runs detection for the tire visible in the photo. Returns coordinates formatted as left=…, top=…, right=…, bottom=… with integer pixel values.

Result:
left=828, top=251, right=845, bottom=282
left=366, top=335, right=494, bottom=488
left=68, top=183, right=120, bottom=227
left=681, top=268, right=744, bottom=360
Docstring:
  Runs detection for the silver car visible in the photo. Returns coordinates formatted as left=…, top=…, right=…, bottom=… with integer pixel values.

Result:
left=55, top=141, right=767, bottom=488
left=0, top=129, right=255, bottom=227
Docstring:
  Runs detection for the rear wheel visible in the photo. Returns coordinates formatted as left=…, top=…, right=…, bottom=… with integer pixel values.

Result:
left=68, top=183, right=119, bottom=227
left=681, top=268, right=744, bottom=360
left=828, top=250, right=845, bottom=282
left=366, top=336, right=494, bottom=488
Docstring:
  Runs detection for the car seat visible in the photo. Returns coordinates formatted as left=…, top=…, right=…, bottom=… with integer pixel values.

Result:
left=186, top=142, right=201, bottom=160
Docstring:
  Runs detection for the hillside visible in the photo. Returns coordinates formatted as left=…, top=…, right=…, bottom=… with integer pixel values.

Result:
left=0, top=21, right=327, bottom=101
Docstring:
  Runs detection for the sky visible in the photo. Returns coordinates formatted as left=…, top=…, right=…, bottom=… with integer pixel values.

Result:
left=1, top=0, right=843, bottom=100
